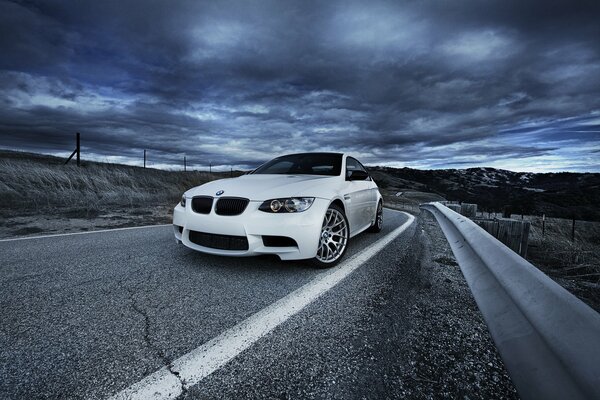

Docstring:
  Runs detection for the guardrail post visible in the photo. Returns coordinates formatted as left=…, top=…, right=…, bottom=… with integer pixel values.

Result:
left=460, top=203, right=477, bottom=218
left=447, top=204, right=461, bottom=213
left=477, top=218, right=530, bottom=257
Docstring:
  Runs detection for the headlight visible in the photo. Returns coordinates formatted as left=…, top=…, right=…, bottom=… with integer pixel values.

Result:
left=180, top=195, right=186, bottom=207
left=259, top=197, right=315, bottom=213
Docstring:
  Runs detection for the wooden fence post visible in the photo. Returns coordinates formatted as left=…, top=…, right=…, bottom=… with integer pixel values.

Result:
left=64, top=132, right=81, bottom=166
left=520, top=221, right=530, bottom=258
left=76, top=132, right=80, bottom=166
left=542, top=214, right=545, bottom=237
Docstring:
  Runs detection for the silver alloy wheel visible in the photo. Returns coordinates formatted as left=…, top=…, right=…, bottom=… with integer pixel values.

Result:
left=316, top=208, right=348, bottom=263
left=376, top=202, right=383, bottom=229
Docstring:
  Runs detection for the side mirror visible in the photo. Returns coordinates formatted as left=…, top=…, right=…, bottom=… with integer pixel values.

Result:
left=347, top=170, right=369, bottom=181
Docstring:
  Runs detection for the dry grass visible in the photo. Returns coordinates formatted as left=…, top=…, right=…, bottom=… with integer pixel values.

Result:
left=523, top=215, right=600, bottom=310
left=0, top=157, right=215, bottom=215
left=526, top=215, right=600, bottom=279
left=456, top=210, right=599, bottom=310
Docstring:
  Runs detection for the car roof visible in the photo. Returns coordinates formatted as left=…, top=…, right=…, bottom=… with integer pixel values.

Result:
left=276, top=152, right=345, bottom=157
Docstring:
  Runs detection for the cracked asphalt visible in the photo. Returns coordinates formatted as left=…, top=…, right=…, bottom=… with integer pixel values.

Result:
left=0, top=209, right=517, bottom=399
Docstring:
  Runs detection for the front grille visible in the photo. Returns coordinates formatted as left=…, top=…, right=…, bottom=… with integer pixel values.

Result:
left=262, top=236, right=298, bottom=247
left=215, top=197, right=249, bottom=216
left=192, top=196, right=213, bottom=214
left=188, top=230, right=249, bottom=251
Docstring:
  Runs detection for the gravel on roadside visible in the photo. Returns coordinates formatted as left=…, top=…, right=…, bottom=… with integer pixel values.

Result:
left=395, top=211, right=519, bottom=399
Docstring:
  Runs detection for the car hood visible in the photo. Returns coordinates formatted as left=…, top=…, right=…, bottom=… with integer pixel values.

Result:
left=186, top=174, right=340, bottom=201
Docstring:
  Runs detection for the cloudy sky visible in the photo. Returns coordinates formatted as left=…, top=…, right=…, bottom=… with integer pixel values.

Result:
left=1, top=0, right=599, bottom=172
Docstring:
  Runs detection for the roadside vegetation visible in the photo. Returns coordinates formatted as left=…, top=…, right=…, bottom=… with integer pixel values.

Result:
left=526, top=215, right=600, bottom=310
left=0, top=152, right=213, bottom=214
left=0, top=151, right=235, bottom=237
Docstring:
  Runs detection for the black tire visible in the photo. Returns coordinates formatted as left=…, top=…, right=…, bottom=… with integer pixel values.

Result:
left=367, top=200, right=383, bottom=233
left=311, top=203, right=349, bottom=268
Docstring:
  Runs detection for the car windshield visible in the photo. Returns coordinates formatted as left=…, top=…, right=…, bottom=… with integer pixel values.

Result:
left=252, top=153, right=343, bottom=176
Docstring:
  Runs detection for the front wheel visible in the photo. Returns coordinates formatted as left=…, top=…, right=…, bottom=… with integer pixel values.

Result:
left=312, top=204, right=349, bottom=268
left=367, top=201, right=383, bottom=233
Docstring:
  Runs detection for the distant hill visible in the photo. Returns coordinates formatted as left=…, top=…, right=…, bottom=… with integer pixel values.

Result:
left=369, top=166, right=600, bottom=221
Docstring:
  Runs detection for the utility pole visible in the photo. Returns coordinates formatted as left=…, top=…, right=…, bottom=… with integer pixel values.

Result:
left=209, top=162, right=212, bottom=174
left=144, top=150, right=146, bottom=168
left=184, top=156, right=186, bottom=172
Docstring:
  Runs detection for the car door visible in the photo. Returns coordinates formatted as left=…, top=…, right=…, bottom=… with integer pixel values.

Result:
left=355, top=158, right=377, bottom=227
left=356, top=159, right=378, bottom=222
left=344, top=157, right=372, bottom=235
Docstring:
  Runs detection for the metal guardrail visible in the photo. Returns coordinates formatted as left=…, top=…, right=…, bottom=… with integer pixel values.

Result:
left=420, top=202, right=600, bottom=400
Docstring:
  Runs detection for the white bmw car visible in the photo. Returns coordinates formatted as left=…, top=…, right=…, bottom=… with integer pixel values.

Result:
left=173, top=152, right=383, bottom=267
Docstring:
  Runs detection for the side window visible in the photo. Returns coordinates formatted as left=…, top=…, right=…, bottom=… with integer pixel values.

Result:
left=346, top=157, right=369, bottom=179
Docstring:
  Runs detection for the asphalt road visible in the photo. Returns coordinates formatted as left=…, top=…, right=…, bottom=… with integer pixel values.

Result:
left=1, top=209, right=434, bottom=399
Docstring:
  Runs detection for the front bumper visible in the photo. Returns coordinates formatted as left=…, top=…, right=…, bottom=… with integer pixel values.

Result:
left=172, top=198, right=329, bottom=260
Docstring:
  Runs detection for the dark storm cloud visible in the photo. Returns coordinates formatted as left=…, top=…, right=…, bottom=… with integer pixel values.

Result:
left=1, top=0, right=599, bottom=171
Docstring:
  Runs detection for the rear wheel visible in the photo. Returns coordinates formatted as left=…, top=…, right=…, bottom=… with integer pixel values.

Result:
left=368, top=200, right=383, bottom=233
left=312, top=204, right=349, bottom=268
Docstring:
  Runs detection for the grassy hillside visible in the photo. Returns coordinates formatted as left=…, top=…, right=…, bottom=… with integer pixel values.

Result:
left=0, top=151, right=222, bottom=216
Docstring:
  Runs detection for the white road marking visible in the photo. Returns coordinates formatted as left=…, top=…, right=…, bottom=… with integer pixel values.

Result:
left=110, top=211, right=415, bottom=400
left=0, top=224, right=171, bottom=243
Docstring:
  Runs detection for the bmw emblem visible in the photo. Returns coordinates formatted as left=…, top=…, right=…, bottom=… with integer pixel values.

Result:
left=216, top=190, right=224, bottom=196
